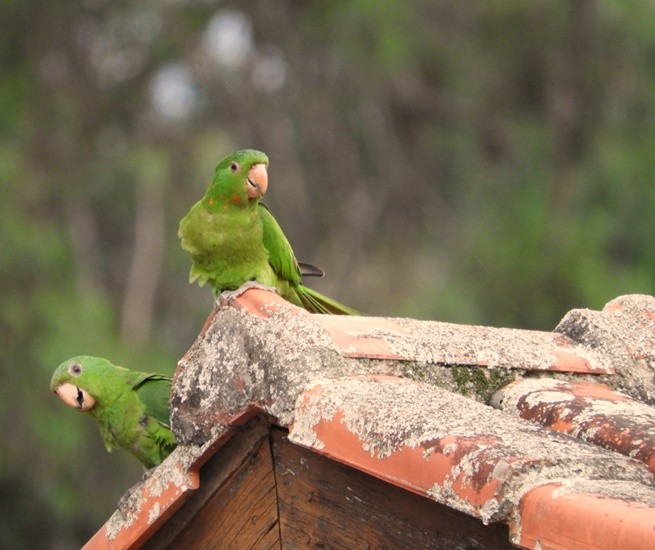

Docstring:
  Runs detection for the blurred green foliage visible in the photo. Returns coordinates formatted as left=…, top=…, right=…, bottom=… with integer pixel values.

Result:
left=1, top=0, right=654, bottom=546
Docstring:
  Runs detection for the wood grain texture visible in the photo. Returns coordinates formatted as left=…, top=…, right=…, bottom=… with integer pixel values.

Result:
left=144, top=420, right=280, bottom=549
left=171, top=436, right=279, bottom=549
left=143, top=422, right=515, bottom=549
left=271, top=429, right=514, bottom=550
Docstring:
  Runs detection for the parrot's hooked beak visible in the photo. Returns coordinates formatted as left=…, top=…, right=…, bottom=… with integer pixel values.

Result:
left=54, top=382, right=96, bottom=412
left=246, top=163, right=268, bottom=198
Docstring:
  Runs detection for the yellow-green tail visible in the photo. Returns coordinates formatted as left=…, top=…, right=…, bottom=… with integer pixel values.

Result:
left=297, top=285, right=360, bottom=315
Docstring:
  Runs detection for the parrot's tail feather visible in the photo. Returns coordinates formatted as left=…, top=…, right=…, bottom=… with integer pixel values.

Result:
left=296, top=285, right=360, bottom=315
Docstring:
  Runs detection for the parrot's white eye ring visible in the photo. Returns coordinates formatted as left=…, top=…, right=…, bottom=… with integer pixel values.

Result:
left=229, top=161, right=240, bottom=173
left=69, top=363, right=82, bottom=376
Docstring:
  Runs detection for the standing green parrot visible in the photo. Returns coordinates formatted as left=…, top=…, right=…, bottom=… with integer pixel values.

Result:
left=178, top=149, right=358, bottom=314
left=50, top=356, right=176, bottom=469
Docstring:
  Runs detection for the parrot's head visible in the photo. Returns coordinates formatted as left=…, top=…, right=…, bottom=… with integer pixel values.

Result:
left=50, top=356, right=122, bottom=413
left=205, top=149, right=269, bottom=208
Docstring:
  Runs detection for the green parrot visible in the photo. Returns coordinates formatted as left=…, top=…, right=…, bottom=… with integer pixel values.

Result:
left=178, top=148, right=358, bottom=314
left=50, top=356, right=176, bottom=469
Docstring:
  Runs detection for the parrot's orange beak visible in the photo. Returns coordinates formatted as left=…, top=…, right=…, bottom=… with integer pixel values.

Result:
left=54, top=382, right=96, bottom=411
left=246, top=163, right=268, bottom=198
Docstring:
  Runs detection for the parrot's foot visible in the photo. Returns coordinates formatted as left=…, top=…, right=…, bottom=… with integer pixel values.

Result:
left=116, top=479, right=145, bottom=515
left=115, top=467, right=158, bottom=513
left=216, top=281, right=279, bottom=308
left=141, top=466, right=157, bottom=481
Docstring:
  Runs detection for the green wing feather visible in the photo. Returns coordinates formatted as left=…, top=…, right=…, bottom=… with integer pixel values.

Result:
left=134, top=376, right=172, bottom=427
left=125, top=370, right=173, bottom=427
left=259, top=203, right=301, bottom=286
left=131, top=372, right=176, bottom=466
left=259, top=203, right=358, bottom=315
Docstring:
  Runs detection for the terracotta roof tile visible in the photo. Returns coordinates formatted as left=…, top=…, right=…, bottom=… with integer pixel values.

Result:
left=555, top=294, right=655, bottom=404
left=289, top=375, right=652, bottom=524
left=229, top=289, right=613, bottom=373
left=85, top=290, right=655, bottom=549
left=517, top=482, right=655, bottom=549
left=493, top=378, right=655, bottom=474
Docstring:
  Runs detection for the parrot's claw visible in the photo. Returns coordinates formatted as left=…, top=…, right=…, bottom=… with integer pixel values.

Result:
left=216, top=281, right=279, bottom=308
left=115, top=467, right=157, bottom=513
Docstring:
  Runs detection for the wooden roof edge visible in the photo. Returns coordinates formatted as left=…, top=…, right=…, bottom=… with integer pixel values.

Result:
left=83, top=371, right=655, bottom=550
left=83, top=387, right=655, bottom=550
left=82, top=428, right=239, bottom=550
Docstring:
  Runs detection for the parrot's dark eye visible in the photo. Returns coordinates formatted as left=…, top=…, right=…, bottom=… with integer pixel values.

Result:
left=69, top=364, right=82, bottom=376
left=229, top=161, right=240, bottom=173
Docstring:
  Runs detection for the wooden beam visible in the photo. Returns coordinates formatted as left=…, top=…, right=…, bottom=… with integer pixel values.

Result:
left=271, top=429, right=514, bottom=549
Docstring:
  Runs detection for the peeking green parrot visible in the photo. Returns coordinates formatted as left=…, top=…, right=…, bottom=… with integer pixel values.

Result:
left=50, top=356, right=176, bottom=469
left=178, top=149, right=358, bottom=314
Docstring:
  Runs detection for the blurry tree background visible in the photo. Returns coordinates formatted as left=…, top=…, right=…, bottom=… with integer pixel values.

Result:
left=2, top=0, right=654, bottom=546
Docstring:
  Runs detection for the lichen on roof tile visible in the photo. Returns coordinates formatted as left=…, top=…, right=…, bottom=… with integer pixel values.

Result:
left=85, top=292, right=655, bottom=550
left=288, top=375, right=655, bottom=524
left=104, top=439, right=213, bottom=540
left=494, top=377, right=655, bottom=473
left=549, top=478, right=655, bottom=506
left=556, top=294, right=655, bottom=404
left=171, top=307, right=369, bottom=445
